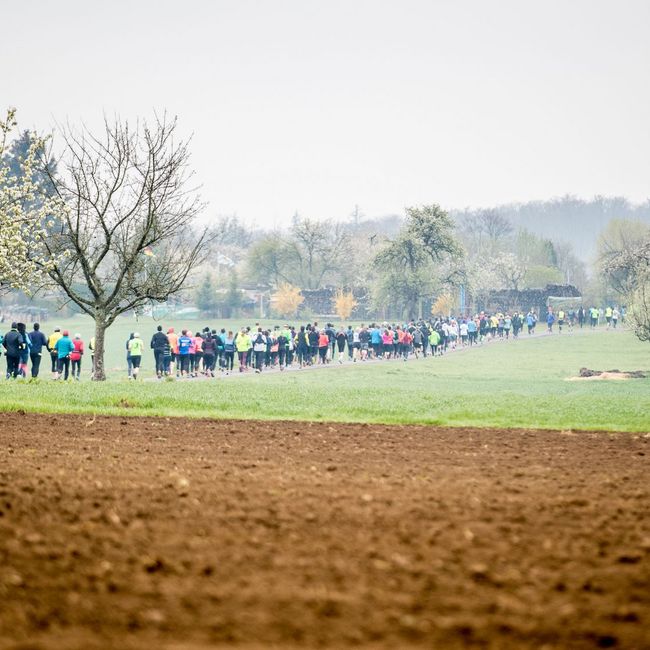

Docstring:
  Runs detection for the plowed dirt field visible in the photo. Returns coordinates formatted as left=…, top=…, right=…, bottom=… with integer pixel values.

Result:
left=0, top=414, right=648, bottom=649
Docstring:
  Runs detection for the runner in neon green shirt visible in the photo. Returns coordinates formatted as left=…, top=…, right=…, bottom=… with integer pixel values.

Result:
left=128, top=333, right=144, bottom=379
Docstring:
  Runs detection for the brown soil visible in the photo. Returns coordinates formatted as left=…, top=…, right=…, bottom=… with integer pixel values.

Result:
left=571, top=368, right=648, bottom=381
left=567, top=373, right=633, bottom=382
left=0, top=414, right=648, bottom=650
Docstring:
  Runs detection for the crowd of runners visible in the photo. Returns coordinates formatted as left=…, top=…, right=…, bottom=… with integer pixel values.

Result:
left=0, top=304, right=624, bottom=380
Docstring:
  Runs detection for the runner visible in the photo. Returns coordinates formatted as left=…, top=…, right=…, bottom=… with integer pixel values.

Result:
left=467, top=318, right=478, bottom=345
left=28, top=323, right=47, bottom=379
left=177, top=329, right=192, bottom=377
left=459, top=320, right=468, bottom=346
left=202, top=332, right=217, bottom=377
left=276, top=328, right=287, bottom=370
left=47, top=327, right=62, bottom=379
left=55, top=330, right=75, bottom=381
left=126, top=333, right=134, bottom=379
left=336, top=327, right=347, bottom=363
left=352, top=327, right=361, bottom=362
left=308, top=326, right=319, bottom=365
left=503, top=314, right=512, bottom=340
left=252, top=328, right=267, bottom=372
left=295, top=326, right=309, bottom=368
left=318, top=329, right=329, bottom=364
left=412, top=326, right=423, bottom=357
left=166, top=328, right=179, bottom=376
left=128, top=332, right=144, bottom=380
left=526, top=311, right=535, bottom=335
left=70, top=334, right=84, bottom=380
left=223, top=331, right=235, bottom=374
left=3, top=323, right=24, bottom=379
left=429, top=327, right=441, bottom=356
left=16, top=323, right=30, bottom=377
left=346, top=326, right=355, bottom=360
left=193, top=332, right=204, bottom=376
left=371, top=324, right=382, bottom=358
left=235, top=328, right=252, bottom=372
left=546, top=310, right=555, bottom=334
left=162, top=336, right=172, bottom=376
left=382, top=328, right=393, bottom=359
left=359, top=325, right=370, bottom=361
left=150, top=326, right=168, bottom=378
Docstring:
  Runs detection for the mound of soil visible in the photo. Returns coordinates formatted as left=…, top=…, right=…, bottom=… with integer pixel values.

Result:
left=567, top=368, right=648, bottom=381
left=0, top=414, right=648, bottom=649
left=579, top=368, right=647, bottom=379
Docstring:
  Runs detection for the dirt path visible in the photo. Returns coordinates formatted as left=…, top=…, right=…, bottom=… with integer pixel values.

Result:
left=0, top=414, right=648, bottom=649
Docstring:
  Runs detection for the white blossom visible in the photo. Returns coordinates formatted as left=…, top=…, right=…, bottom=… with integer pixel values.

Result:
left=0, top=108, right=62, bottom=293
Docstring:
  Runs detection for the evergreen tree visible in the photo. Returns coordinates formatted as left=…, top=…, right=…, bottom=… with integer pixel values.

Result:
left=226, top=269, right=242, bottom=317
left=2, top=130, right=57, bottom=200
left=196, top=274, right=217, bottom=316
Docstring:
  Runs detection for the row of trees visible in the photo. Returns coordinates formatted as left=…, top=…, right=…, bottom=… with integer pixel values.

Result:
left=205, top=208, right=650, bottom=332
left=223, top=204, right=465, bottom=321
left=233, top=204, right=587, bottom=321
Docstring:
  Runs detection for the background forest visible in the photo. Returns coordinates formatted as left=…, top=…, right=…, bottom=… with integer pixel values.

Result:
left=2, top=128, right=650, bottom=326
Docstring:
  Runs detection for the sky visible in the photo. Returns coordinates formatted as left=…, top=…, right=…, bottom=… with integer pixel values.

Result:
left=3, top=0, right=649, bottom=226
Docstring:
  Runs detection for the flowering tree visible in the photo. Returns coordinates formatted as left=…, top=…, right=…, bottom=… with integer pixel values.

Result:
left=604, top=238, right=650, bottom=342
left=334, top=289, right=357, bottom=320
left=272, top=283, right=304, bottom=317
left=493, top=252, right=527, bottom=291
left=372, top=204, right=464, bottom=318
left=431, top=292, right=454, bottom=318
left=629, top=278, right=650, bottom=343
left=0, top=108, right=56, bottom=292
left=39, top=115, right=209, bottom=380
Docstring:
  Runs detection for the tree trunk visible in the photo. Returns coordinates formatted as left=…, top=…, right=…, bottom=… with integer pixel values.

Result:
left=407, top=296, right=419, bottom=321
left=93, top=319, right=107, bottom=381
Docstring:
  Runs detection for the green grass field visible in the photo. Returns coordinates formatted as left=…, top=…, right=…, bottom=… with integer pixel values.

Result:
left=0, top=322, right=648, bottom=432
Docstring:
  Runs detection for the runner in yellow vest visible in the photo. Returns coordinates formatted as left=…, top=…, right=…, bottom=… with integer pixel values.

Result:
left=47, top=328, right=63, bottom=379
left=128, top=333, right=144, bottom=379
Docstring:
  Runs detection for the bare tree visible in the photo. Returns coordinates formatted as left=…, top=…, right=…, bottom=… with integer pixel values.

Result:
left=481, top=210, right=513, bottom=242
left=460, top=209, right=513, bottom=257
left=206, top=213, right=254, bottom=266
left=39, top=115, right=208, bottom=380
left=246, top=216, right=352, bottom=290
left=552, top=240, right=587, bottom=288
left=246, top=233, right=295, bottom=287
left=287, top=218, right=351, bottom=290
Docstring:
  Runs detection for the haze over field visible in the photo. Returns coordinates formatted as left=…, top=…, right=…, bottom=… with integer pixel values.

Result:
left=3, top=0, right=649, bottom=234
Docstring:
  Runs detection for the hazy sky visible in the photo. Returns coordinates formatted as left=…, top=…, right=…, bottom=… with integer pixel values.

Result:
left=3, top=0, right=649, bottom=225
